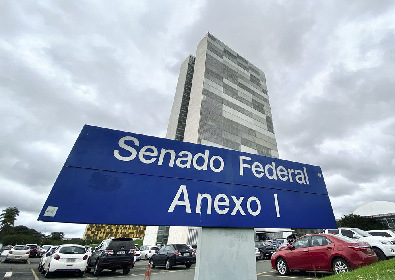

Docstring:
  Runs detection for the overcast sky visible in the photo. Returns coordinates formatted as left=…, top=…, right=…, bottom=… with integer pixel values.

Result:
left=1, top=0, right=394, bottom=238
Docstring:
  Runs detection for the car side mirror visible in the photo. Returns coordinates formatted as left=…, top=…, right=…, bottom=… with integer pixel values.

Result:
left=352, top=234, right=360, bottom=239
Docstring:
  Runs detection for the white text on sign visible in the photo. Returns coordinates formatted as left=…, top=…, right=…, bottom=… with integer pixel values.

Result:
left=113, top=136, right=310, bottom=185
left=167, top=185, right=281, bottom=217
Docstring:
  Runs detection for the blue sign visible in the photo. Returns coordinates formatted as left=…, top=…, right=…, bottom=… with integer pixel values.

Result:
left=38, top=125, right=337, bottom=228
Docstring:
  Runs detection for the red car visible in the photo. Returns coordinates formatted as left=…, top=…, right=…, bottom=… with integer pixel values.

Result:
left=271, top=234, right=378, bottom=275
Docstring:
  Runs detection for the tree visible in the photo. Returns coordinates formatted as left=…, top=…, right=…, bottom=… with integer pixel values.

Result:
left=337, top=214, right=387, bottom=230
left=0, top=207, right=20, bottom=240
left=0, top=226, right=42, bottom=245
left=0, top=207, right=20, bottom=228
left=50, top=232, right=64, bottom=241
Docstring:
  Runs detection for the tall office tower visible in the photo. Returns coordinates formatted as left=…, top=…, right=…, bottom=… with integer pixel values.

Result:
left=143, top=33, right=279, bottom=246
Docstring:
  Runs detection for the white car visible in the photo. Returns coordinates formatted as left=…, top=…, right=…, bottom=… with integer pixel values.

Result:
left=324, top=228, right=395, bottom=260
left=140, top=245, right=160, bottom=260
left=38, top=246, right=58, bottom=272
left=368, top=230, right=395, bottom=239
left=4, top=245, right=30, bottom=263
left=42, top=244, right=88, bottom=278
left=134, top=246, right=141, bottom=262
left=255, top=247, right=262, bottom=260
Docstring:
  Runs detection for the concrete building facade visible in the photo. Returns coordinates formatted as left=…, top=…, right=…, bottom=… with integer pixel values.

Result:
left=144, top=33, right=279, bottom=246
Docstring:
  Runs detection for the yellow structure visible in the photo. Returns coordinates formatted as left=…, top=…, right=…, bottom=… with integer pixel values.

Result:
left=83, top=224, right=146, bottom=241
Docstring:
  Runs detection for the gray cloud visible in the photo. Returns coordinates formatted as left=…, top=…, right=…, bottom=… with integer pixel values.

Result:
left=1, top=0, right=395, bottom=237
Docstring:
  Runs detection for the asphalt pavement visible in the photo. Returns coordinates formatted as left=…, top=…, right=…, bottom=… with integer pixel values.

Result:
left=0, top=256, right=330, bottom=280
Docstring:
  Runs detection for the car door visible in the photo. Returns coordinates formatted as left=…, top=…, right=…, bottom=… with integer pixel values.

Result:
left=286, top=237, right=312, bottom=271
left=307, top=235, right=334, bottom=271
left=90, top=242, right=104, bottom=265
left=154, top=246, right=168, bottom=265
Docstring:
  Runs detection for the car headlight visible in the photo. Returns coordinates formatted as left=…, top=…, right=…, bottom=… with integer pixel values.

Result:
left=380, top=240, right=389, bottom=244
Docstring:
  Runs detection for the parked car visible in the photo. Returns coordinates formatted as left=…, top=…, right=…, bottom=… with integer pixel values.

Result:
left=149, top=244, right=195, bottom=270
left=255, top=247, right=261, bottom=260
left=255, top=241, right=277, bottom=260
left=134, top=246, right=141, bottom=262
left=41, top=244, right=88, bottom=278
left=86, top=237, right=135, bottom=276
left=4, top=245, right=30, bottom=263
left=38, top=246, right=58, bottom=272
left=140, top=245, right=160, bottom=260
left=324, top=228, right=395, bottom=260
left=38, top=245, right=52, bottom=257
left=1, top=245, right=12, bottom=257
left=367, top=230, right=395, bottom=239
left=85, top=246, right=93, bottom=257
left=271, top=234, right=378, bottom=275
left=273, top=238, right=288, bottom=249
left=26, top=244, right=39, bottom=258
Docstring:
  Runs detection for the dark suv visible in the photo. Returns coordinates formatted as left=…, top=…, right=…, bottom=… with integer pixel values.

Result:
left=149, top=244, right=195, bottom=270
left=86, top=238, right=135, bottom=276
left=255, top=241, right=276, bottom=260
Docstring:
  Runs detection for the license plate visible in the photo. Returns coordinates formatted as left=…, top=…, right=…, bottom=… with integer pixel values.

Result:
left=117, top=251, right=125, bottom=255
left=184, top=253, right=190, bottom=256
left=67, top=259, right=75, bottom=262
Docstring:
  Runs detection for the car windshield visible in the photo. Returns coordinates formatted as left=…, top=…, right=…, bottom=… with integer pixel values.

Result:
left=333, top=234, right=359, bottom=243
left=369, top=232, right=391, bottom=237
left=59, top=246, right=86, bottom=254
left=174, top=244, right=190, bottom=250
left=108, top=240, right=134, bottom=250
left=352, top=228, right=371, bottom=237
left=14, top=245, right=28, bottom=250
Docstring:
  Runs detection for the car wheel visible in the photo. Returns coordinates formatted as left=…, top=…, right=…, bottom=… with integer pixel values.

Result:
left=3, top=259, right=8, bottom=263
left=93, top=262, right=102, bottom=276
left=44, top=270, right=52, bottom=278
left=85, top=267, right=91, bottom=273
left=259, top=252, right=264, bottom=260
left=111, top=268, right=116, bottom=273
left=122, top=266, right=131, bottom=275
left=332, top=258, right=350, bottom=274
left=77, top=271, right=84, bottom=277
left=165, top=259, right=172, bottom=270
left=276, top=258, right=289, bottom=276
left=149, top=258, right=155, bottom=268
left=372, top=247, right=386, bottom=261
left=185, top=263, right=192, bottom=268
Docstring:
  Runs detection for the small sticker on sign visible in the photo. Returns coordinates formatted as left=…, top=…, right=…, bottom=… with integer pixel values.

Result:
left=44, top=206, right=58, bottom=217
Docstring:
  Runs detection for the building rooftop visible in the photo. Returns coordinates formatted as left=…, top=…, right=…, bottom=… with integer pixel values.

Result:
left=353, top=201, right=395, bottom=217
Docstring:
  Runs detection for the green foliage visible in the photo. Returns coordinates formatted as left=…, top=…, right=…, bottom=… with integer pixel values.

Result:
left=0, top=226, right=42, bottom=245
left=134, top=239, right=143, bottom=247
left=50, top=232, right=64, bottom=240
left=325, top=258, right=395, bottom=280
left=0, top=207, right=20, bottom=228
left=337, top=214, right=387, bottom=230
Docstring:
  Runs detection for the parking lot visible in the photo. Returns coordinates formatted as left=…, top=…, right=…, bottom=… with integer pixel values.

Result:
left=0, top=257, right=330, bottom=280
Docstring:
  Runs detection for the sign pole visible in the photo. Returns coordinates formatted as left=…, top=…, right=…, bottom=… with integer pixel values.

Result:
left=194, top=228, right=256, bottom=280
